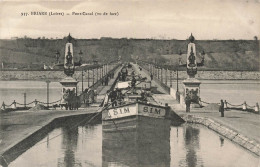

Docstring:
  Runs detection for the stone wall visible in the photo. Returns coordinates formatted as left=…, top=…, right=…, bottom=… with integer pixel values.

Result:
left=0, top=70, right=260, bottom=81
left=171, top=71, right=260, bottom=80
left=180, top=114, right=260, bottom=156
left=0, top=70, right=98, bottom=81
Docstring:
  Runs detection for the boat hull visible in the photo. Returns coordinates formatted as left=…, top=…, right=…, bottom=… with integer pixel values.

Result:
left=102, top=115, right=171, bottom=167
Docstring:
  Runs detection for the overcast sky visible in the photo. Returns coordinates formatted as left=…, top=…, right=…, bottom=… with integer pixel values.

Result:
left=0, top=0, right=259, bottom=40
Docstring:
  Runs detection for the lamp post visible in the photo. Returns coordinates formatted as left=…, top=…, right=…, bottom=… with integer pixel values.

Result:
left=79, top=50, right=83, bottom=64
left=101, top=65, right=104, bottom=78
left=177, top=68, right=179, bottom=92
left=97, top=67, right=99, bottom=82
left=161, top=66, right=163, bottom=82
left=23, top=92, right=26, bottom=108
left=87, top=69, right=90, bottom=88
left=46, top=80, right=51, bottom=108
left=177, top=53, right=182, bottom=92
left=81, top=69, right=84, bottom=93
left=55, top=50, right=60, bottom=64
left=79, top=50, right=83, bottom=92
left=92, top=68, right=95, bottom=86
left=165, top=67, right=168, bottom=85
left=170, top=70, right=172, bottom=87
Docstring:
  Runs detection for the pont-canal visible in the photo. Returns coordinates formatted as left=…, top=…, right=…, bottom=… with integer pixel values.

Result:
left=5, top=120, right=259, bottom=167
left=1, top=79, right=259, bottom=106
left=1, top=64, right=260, bottom=167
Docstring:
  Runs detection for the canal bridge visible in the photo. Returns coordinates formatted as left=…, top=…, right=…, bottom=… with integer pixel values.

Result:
left=1, top=62, right=260, bottom=167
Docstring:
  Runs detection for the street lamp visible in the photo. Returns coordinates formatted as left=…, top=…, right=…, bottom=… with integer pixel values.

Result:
left=177, top=52, right=182, bottom=92
left=55, top=50, right=60, bottom=64
left=79, top=50, right=83, bottom=92
left=79, top=50, right=83, bottom=64
left=23, top=92, right=26, bottom=108
left=46, top=80, right=51, bottom=108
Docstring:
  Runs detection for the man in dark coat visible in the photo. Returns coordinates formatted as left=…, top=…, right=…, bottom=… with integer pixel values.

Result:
left=118, top=72, right=122, bottom=81
left=131, top=76, right=136, bottom=88
left=110, top=90, right=117, bottom=107
left=219, top=99, right=224, bottom=117
left=185, top=95, right=191, bottom=112
left=150, top=73, right=153, bottom=81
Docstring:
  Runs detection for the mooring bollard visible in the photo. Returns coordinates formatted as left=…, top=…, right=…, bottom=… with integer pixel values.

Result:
left=34, top=99, right=38, bottom=107
left=242, top=101, right=247, bottom=111
left=11, top=100, right=17, bottom=109
left=255, top=103, right=259, bottom=113
left=1, top=101, right=6, bottom=110
left=224, top=100, right=228, bottom=110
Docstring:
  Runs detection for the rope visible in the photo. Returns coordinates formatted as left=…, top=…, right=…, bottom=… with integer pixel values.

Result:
left=0, top=65, right=122, bottom=159
left=5, top=103, right=13, bottom=107
left=247, top=105, right=255, bottom=109
left=37, top=99, right=62, bottom=105
left=227, top=102, right=243, bottom=107
left=199, top=99, right=210, bottom=105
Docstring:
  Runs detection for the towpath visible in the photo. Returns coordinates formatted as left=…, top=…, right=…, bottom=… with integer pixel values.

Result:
left=0, top=108, right=99, bottom=156
left=132, top=63, right=260, bottom=154
left=0, top=65, right=123, bottom=162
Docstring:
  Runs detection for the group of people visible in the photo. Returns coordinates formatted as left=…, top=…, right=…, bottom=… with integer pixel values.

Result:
left=101, top=72, right=114, bottom=86
left=103, top=89, right=124, bottom=107
left=118, top=67, right=128, bottom=81
left=185, top=96, right=225, bottom=117
left=81, top=88, right=97, bottom=105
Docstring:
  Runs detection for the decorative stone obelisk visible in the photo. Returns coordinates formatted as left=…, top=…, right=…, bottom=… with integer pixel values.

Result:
left=60, top=34, right=78, bottom=107
left=182, top=34, right=201, bottom=107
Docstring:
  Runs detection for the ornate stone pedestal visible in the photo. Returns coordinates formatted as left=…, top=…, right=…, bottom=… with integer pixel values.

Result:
left=180, top=34, right=204, bottom=109
left=183, top=78, right=201, bottom=108
left=60, top=77, right=78, bottom=105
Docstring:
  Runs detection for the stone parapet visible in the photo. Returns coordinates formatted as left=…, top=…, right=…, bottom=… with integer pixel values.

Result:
left=180, top=114, right=260, bottom=156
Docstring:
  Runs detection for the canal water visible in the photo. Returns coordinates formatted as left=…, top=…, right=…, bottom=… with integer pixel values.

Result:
left=0, top=80, right=259, bottom=106
left=7, top=122, right=259, bottom=167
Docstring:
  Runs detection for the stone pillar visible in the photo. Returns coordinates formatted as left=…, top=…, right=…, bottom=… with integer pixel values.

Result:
left=34, top=99, right=38, bottom=107
left=224, top=100, right=228, bottom=110
left=1, top=102, right=6, bottom=110
left=255, top=103, right=259, bottom=112
left=170, top=70, right=172, bottom=87
left=242, top=101, right=247, bottom=111
left=165, top=68, right=168, bottom=85
left=11, top=100, right=17, bottom=109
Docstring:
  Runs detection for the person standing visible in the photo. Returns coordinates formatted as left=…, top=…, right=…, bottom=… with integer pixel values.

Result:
left=110, top=90, right=117, bottom=107
left=185, top=95, right=191, bottom=112
left=118, top=72, right=122, bottom=81
left=105, top=76, right=109, bottom=86
left=131, top=76, right=136, bottom=88
left=102, top=90, right=110, bottom=107
left=150, top=73, right=153, bottom=81
left=219, top=99, right=224, bottom=117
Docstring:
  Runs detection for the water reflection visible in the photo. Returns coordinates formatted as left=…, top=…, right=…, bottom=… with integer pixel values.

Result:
left=58, top=126, right=81, bottom=167
left=5, top=122, right=259, bottom=167
left=102, top=130, right=170, bottom=167
left=183, top=125, right=201, bottom=167
left=219, top=137, right=225, bottom=147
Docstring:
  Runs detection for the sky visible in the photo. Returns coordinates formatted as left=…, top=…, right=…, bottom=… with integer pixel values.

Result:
left=0, top=0, right=259, bottom=40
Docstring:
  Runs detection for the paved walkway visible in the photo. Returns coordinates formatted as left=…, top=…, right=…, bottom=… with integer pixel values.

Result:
left=0, top=108, right=99, bottom=156
left=0, top=65, right=123, bottom=161
left=96, top=65, right=123, bottom=103
left=134, top=63, right=260, bottom=147
left=131, top=63, right=168, bottom=94
left=175, top=108, right=260, bottom=144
